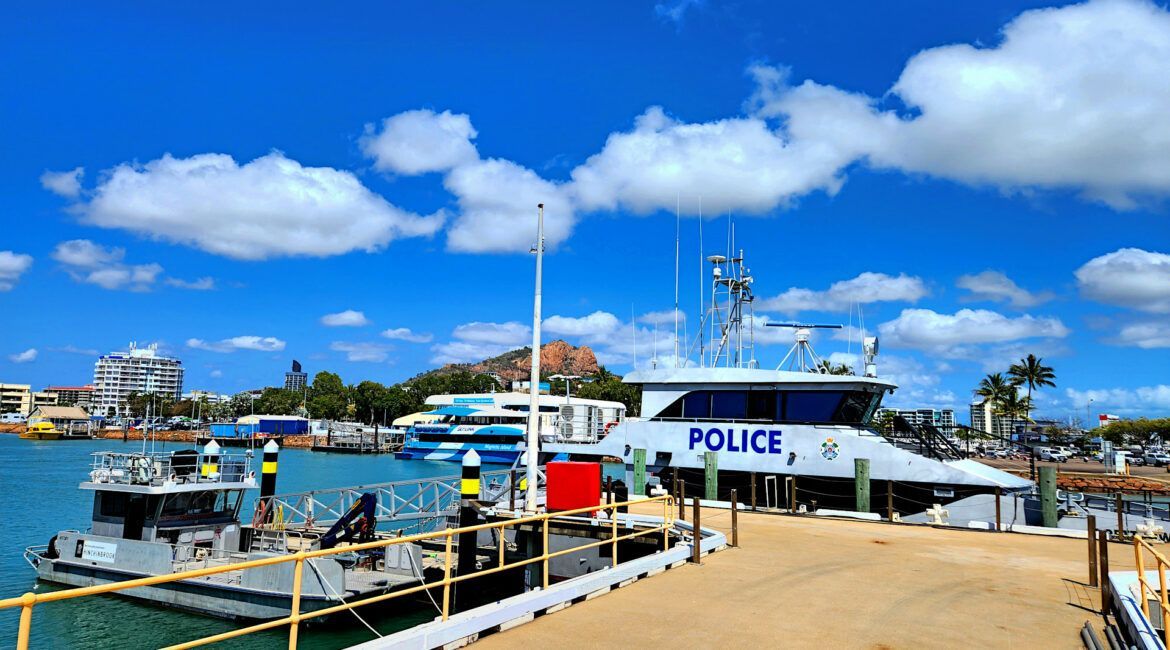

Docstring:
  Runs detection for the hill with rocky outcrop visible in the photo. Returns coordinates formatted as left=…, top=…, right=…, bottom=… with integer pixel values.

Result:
left=412, top=340, right=599, bottom=384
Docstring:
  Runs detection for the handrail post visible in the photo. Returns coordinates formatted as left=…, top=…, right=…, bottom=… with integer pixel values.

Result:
left=16, top=593, right=34, bottom=650
left=663, top=497, right=670, bottom=552
left=1160, top=554, right=1169, bottom=650
left=611, top=505, right=619, bottom=568
left=442, top=532, right=453, bottom=620
left=1136, top=535, right=1150, bottom=621
left=542, top=518, right=550, bottom=590
left=288, top=554, right=304, bottom=649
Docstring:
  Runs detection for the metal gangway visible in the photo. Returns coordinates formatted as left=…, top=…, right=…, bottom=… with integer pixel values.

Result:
left=252, top=466, right=545, bottom=533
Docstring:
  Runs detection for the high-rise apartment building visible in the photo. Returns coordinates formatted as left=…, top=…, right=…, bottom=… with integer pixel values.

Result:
left=877, top=407, right=957, bottom=434
left=969, top=400, right=1015, bottom=438
left=93, top=342, right=184, bottom=416
left=284, top=360, right=307, bottom=392
left=44, top=385, right=95, bottom=410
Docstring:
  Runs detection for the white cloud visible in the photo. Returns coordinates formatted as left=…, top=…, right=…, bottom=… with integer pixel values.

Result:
left=64, top=152, right=442, bottom=260
left=360, top=110, right=479, bottom=175
left=1076, top=248, right=1170, bottom=313
left=0, top=251, right=33, bottom=291
left=165, top=277, right=215, bottom=291
left=381, top=327, right=433, bottom=343
left=51, top=345, right=99, bottom=356
left=430, top=320, right=533, bottom=364
left=637, top=309, right=687, bottom=326
left=747, top=0, right=1170, bottom=208
left=51, top=239, right=161, bottom=291
left=209, top=369, right=224, bottom=378
left=330, top=341, right=391, bottom=363
left=956, top=270, right=1052, bottom=308
left=1115, top=321, right=1170, bottom=349
left=569, top=106, right=853, bottom=217
left=8, top=348, right=37, bottom=363
left=1066, top=385, right=1170, bottom=416
left=655, top=0, right=702, bottom=24
left=450, top=321, right=531, bottom=346
left=758, top=272, right=928, bottom=314
left=320, top=310, right=371, bottom=327
left=186, top=336, right=286, bottom=353
left=878, top=308, right=1069, bottom=356
left=544, top=311, right=622, bottom=342
left=40, top=167, right=84, bottom=198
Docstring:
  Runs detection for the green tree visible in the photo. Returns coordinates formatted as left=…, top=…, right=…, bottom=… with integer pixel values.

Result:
left=576, top=375, right=641, bottom=416
left=353, top=380, right=389, bottom=424
left=309, top=371, right=348, bottom=420
left=817, top=360, right=853, bottom=375
left=1008, top=354, right=1056, bottom=426
left=254, top=388, right=303, bottom=416
left=228, top=392, right=255, bottom=418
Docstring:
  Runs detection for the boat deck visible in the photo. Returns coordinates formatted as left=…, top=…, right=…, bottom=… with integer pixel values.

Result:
left=477, top=503, right=1131, bottom=648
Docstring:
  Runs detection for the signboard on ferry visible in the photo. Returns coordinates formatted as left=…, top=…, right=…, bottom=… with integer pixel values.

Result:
left=454, top=397, right=495, bottom=405
left=689, top=426, right=783, bottom=454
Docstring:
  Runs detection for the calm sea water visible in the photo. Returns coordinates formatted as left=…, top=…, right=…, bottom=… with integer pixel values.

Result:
left=0, top=435, right=491, bottom=648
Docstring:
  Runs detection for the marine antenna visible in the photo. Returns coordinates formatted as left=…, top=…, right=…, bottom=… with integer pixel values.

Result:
left=767, top=322, right=843, bottom=373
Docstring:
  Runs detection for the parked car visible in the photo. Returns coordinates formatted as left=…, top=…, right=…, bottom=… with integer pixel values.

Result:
left=1037, top=447, right=1069, bottom=462
left=1145, top=452, right=1170, bottom=467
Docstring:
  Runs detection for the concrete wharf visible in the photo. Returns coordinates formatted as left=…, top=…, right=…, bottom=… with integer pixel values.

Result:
left=477, top=503, right=1127, bottom=648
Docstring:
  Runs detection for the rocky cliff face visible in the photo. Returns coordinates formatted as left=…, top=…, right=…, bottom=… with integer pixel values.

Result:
left=427, top=340, right=600, bottom=384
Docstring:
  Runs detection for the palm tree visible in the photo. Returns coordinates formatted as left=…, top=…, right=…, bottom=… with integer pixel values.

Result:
left=817, top=360, right=854, bottom=375
left=995, top=390, right=1033, bottom=425
left=1007, top=354, right=1056, bottom=423
left=974, top=373, right=1013, bottom=409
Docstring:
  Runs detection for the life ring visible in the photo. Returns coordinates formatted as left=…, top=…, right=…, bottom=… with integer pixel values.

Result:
left=603, top=421, right=619, bottom=434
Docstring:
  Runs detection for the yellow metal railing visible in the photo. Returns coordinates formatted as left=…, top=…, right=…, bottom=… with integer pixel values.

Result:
left=1133, top=534, right=1170, bottom=648
left=0, top=495, right=675, bottom=650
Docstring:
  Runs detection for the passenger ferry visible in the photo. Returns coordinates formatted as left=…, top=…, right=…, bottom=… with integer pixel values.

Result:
left=541, top=252, right=1031, bottom=512
left=397, top=392, right=625, bottom=464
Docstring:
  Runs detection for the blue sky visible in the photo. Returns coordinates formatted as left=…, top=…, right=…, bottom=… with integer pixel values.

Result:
left=2, top=0, right=1169, bottom=423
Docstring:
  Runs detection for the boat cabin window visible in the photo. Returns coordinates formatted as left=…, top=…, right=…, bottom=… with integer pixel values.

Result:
left=653, top=389, right=881, bottom=425
left=159, top=490, right=241, bottom=521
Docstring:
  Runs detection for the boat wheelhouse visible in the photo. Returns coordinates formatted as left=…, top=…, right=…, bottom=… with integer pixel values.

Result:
left=397, top=392, right=625, bottom=464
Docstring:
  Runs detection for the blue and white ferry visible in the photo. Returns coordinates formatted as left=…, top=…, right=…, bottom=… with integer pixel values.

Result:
left=396, top=392, right=625, bottom=464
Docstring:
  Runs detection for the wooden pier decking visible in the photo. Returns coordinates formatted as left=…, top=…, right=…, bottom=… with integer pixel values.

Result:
left=477, top=504, right=1129, bottom=648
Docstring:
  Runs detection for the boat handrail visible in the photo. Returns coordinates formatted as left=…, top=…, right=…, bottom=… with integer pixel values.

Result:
left=87, top=451, right=254, bottom=487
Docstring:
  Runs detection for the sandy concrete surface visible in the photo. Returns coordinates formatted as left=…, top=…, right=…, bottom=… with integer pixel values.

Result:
left=477, top=506, right=1126, bottom=649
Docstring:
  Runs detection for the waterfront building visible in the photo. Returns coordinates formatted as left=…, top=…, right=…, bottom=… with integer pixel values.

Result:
left=183, top=390, right=231, bottom=404
left=284, top=360, right=307, bottom=392
left=0, top=383, right=32, bottom=415
left=92, top=342, right=184, bottom=416
left=44, top=385, right=95, bottom=410
left=969, top=400, right=1015, bottom=438
left=877, top=407, right=956, bottom=434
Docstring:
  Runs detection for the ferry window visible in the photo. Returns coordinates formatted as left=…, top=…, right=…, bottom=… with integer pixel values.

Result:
left=655, top=398, right=682, bottom=419
left=784, top=391, right=845, bottom=422
left=711, top=392, right=747, bottom=419
left=682, top=392, right=710, bottom=418
left=747, top=391, right=776, bottom=420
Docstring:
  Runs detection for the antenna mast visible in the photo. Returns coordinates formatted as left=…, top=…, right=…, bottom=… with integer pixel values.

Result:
left=674, top=195, right=680, bottom=367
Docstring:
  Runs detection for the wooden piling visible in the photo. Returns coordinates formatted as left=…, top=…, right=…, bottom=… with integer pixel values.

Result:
left=1116, top=492, right=1125, bottom=539
left=1087, top=515, right=1098, bottom=588
left=887, top=480, right=894, bottom=521
left=633, top=448, right=647, bottom=496
left=731, top=488, right=739, bottom=548
left=1040, top=466, right=1058, bottom=528
left=996, top=486, right=1006, bottom=533
left=704, top=451, right=718, bottom=501
left=790, top=476, right=798, bottom=514
left=1099, top=530, right=1111, bottom=616
left=750, top=472, right=757, bottom=511
left=855, top=459, right=871, bottom=514
left=691, top=496, right=702, bottom=564
left=679, top=480, right=686, bottom=521
left=606, top=475, right=613, bottom=505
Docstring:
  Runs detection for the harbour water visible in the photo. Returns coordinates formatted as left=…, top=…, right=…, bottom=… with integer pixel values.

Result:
left=0, top=435, right=491, bottom=648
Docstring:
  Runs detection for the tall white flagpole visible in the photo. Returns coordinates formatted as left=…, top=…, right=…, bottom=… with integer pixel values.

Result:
left=525, top=203, right=545, bottom=513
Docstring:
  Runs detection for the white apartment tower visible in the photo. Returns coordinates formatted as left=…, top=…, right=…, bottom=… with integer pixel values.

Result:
left=93, top=342, right=184, bottom=416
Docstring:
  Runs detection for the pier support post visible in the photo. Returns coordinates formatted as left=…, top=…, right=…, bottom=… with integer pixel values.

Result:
left=730, top=489, right=739, bottom=548
left=1088, top=515, right=1098, bottom=587
left=704, top=451, right=718, bottom=501
left=606, top=476, right=613, bottom=506
left=456, top=450, right=481, bottom=612
left=1039, top=466, right=1058, bottom=528
left=1099, top=530, right=1111, bottom=615
left=887, top=480, right=894, bottom=521
left=790, top=476, right=798, bottom=514
left=691, top=496, right=702, bottom=564
left=259, top=440, right=280, bottom=523
left=633, top=448, right=646, bottom=497
left=751, top=472, right=757, bottom=511
left=1116, top=492, right=1125, bottom=538
left=679, top=480, right=686, bottom=522
left=995, top=487, right=1002, bottom=532
left=854, top=459, right=871, bottom=514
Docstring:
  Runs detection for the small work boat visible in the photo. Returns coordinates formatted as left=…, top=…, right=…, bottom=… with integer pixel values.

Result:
left=20, top=421, right=63, bottom=440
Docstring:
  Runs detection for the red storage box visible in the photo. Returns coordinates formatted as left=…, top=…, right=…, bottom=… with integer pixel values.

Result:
left=546, top=461, right=602, bottom=513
